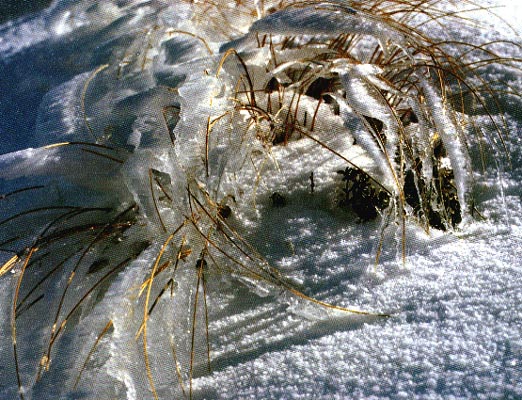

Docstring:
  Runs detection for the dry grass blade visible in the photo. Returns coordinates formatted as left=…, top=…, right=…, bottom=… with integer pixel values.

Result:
left=217, top=48, right=257, bottom=108
left=12, top=247, right=37, bottom=400
left=45, top=257, right=133, bottom=357
left=141, top=222, right=186, bottom=400
left=73, top=320, right=114, bottom=390
left=170, top=337, right=188, bottom=399
left=189, top=253, right=204, bottom=400
left=37, top=205, right=136, bottom=378
left=149, top=169, right=168, bottom=233
left=81, top=64, right=109, bottom=141
left=166, top=29, right=214, bottom=55
left=80, top=148, right=124, bottom=163
left=0, top=255, right=19, bottom=277
left=0, top=186, right=45, bottom=200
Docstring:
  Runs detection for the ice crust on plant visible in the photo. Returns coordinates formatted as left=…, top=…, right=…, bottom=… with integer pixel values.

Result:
left=0, top=1, right=517, bottom=399
left=173, top=2, right=476, bottom=232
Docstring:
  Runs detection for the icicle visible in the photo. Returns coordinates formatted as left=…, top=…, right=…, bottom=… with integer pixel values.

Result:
left=419, top=79, right=471, bottom=218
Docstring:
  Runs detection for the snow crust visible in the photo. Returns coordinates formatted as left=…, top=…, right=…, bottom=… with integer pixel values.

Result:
left=0, top=1, right=521, bottom=399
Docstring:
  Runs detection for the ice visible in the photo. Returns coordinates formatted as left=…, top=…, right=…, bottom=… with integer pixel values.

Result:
left=34, top=71, right=96, bottom=145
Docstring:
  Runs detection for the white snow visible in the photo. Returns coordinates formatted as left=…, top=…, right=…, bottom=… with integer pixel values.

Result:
left=0, top=1, right=521, bottom=399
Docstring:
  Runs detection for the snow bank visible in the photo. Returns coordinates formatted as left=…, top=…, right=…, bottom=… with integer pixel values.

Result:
left=0, top=1, right=521, bottom=399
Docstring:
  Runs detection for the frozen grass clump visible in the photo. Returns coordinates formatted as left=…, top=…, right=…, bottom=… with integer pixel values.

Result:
left=0, top=1, right=520, bottom=399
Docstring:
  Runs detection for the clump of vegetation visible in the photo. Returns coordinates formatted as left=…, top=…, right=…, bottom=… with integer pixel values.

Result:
left=337, top=167, right=390, bottom=222
left=401, top=139, right=462, bottom=231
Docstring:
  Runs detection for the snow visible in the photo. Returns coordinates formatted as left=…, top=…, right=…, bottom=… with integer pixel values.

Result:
left=1, top=1, right=521, bottom=399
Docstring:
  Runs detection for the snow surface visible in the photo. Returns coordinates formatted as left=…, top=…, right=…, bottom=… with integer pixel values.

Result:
left=1, top=1, right=521, bottom=399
